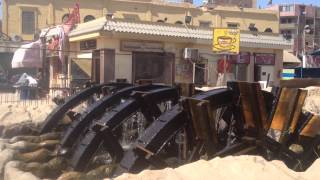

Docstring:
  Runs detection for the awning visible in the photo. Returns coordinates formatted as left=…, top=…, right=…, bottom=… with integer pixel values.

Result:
left=283, top=50, right=301, bottom=64
left=69, top=17, right=106, bottom=37
left=69, top=32, right=100, bottom=42
left=12, top=41, right=41, bottom=68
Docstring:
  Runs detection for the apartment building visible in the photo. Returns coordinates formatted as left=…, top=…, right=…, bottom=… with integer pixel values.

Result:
left=266, top=4, right=320, bottom=57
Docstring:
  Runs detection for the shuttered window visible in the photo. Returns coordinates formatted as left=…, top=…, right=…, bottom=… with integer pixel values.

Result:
left=22, top=11, right=35, bottom=34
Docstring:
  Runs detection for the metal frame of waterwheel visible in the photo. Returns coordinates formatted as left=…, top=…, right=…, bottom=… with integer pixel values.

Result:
left=40, top=82, right=131, bottom=134
left=116, top=87, right=235, bottom=174
left=70, top=86, right=180, bottom=171
left=59, top=84, right=169, bottom=151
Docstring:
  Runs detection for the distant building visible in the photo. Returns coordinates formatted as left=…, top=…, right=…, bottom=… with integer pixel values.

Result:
left=266, top=4, right=320, bottom=57
left=205, top=0, right=256, bottom=8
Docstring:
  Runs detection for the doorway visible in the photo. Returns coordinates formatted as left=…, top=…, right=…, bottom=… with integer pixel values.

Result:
left=254, top=65, right=274, bottom=82
left=194, top=63, right=206, bottom=85
left=92, top=49, right=115, bottom=84
left=132, top=52, right=174, bottom=85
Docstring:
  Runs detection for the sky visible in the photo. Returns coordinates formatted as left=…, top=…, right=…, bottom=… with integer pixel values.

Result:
left=194, top=0, right=320, bottom=7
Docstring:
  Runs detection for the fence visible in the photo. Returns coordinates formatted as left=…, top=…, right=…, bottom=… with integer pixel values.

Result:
left=0, top=92, right=52, bottom=106
left=0, top=86, right=82, bottom=107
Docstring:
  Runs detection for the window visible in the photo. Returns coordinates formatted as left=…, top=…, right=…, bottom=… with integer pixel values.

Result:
left=62, top=14, right=70, bottom=23
left=22, top=11, right=35, bottom=34
left=264, top=28, right=273, bottom=33
left=199, top=21, right=211, bottom=28
left=227, top=23, right=239, bottom=29
left=84, top=15, right=95, bottom=23
left=280, top=5, right=294, bottom=12
left=249, top=23, right=258, bottom=32
left=282, top=30, right=293, bottom=40
left=306, top=19, right=314, bottom=25
left=175, top=21, right=183, bottom=25
left=157, top=20, right=165, bottom=23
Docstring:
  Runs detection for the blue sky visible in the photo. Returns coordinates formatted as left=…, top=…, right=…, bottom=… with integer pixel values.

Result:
left=194, top=0, right=320, bottom=7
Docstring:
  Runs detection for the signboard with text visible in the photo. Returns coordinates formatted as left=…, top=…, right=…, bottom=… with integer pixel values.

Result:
left=254, top=53, right=275, bottom=65
left=120, top=41, right=164, bottom=52
left=229, top=52, right=251, bottom=64
left=213, top=28, right=240, bottom=55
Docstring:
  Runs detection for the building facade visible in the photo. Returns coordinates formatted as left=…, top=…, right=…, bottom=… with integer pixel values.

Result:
left=266, top=4, right=320, bottom=57
left=205, top=0, right=256, bottom=8
left=2, top=0, right=290, bottom=88
left=3, top=0, right=268, bottom=42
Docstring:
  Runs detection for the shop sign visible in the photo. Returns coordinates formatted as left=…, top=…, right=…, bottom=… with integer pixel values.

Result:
left=254, top=53, right=275, bottom=65
left=213, top=28, right=240, bottom=55
left=229, top=52, right=250, bottom=64
left=120, top=41, right=164, bottom=52
left=305, top=55, right=320, bottom=68
left=80, top=39, right=97, bottom=50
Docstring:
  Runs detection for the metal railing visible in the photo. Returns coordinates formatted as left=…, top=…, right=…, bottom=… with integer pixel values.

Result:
left=0, top=91, right=52, bottom=106
left=0, top=86, right=83, bottom=107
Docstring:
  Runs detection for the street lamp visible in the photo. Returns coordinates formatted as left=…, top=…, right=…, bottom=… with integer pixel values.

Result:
left=302, top=25, right=313, bottom=68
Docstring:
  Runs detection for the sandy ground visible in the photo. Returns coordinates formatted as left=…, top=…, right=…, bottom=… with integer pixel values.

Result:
left=115, top=155, right=320, bottom=180
left=0, top=103, right=56, bottom=127
left=303, top=87, right=320, bottom=115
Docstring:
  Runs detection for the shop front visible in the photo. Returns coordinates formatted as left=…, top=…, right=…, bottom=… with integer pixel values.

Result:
left=67, top=19, right=291, bottom=87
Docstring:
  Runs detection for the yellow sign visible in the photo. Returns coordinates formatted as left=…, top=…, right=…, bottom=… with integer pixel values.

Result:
left=213, top=28, right=240, bottom=54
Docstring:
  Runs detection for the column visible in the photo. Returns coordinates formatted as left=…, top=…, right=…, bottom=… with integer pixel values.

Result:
left=3, top=0, right=8, bottom=34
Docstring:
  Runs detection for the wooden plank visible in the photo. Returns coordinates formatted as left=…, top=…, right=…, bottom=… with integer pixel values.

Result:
left=238, top=82, right=268, bottom=137
left=238, top=83, right=255, bottom=128
left=187, top=99, right=214, bottom=141
left=187, top=98, right=218, bottom=156
left=179, top=83, right=196, bottom=97
left=289, top=89, right=308, bottom=133
left=270, top=88, right=299, bottom=132
left=300, top=115, right=320, bottom=137
left=280, top=78, right=320, bottom=88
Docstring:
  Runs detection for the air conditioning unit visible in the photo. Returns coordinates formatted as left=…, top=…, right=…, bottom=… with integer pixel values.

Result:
left=183, top=48, right=199, bottom=61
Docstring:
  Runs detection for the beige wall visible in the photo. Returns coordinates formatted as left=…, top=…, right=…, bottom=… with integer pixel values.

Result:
left=3, top=0, right=280, bottom=41
left=70, top=34, right=283, bottom=86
